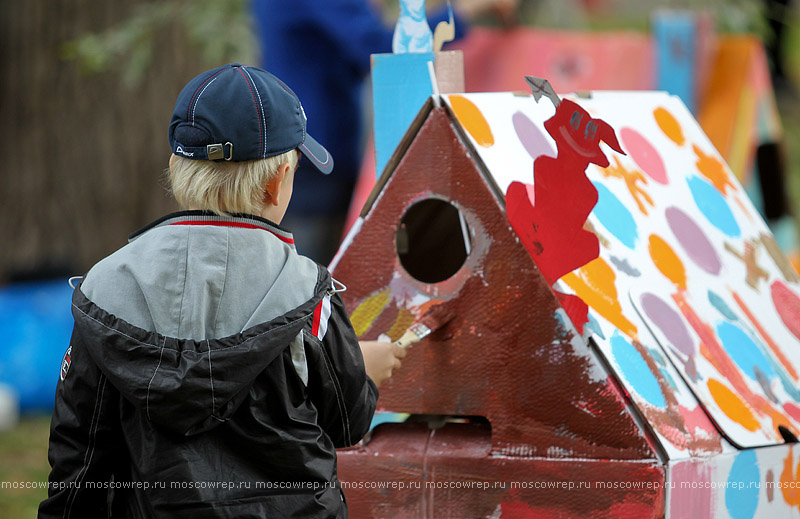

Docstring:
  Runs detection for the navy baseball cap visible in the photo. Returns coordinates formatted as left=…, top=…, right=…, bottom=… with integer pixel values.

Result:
left=168, top=63, right=333, bottom=174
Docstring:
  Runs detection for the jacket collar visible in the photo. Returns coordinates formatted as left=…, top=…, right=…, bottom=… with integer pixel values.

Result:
left=128, top=210, right=295, bottom=247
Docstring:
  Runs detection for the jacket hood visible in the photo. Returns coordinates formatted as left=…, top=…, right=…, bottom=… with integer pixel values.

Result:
left=72, top=288, right=324, bottom=436
left=72, top=212, right=330, bottom=436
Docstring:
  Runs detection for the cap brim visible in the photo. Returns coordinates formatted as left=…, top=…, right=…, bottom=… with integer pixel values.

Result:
left=299, top=134, right=334, bottom=175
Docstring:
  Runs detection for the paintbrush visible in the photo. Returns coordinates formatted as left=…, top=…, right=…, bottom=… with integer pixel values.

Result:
left=394, top=303, right=456, bottom=349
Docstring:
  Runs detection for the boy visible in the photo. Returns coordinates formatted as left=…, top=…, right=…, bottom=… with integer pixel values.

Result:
left=39, top=63, right=400, bottom=518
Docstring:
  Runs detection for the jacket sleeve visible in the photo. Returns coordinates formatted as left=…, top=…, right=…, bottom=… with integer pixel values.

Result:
left=38, top=328, right=121, bottom=519
left=305, top=291, right=378, bottom=448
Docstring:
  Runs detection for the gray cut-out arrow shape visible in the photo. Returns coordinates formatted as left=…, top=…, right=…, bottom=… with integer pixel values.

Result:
left=525, top=76, right=561, bottom=107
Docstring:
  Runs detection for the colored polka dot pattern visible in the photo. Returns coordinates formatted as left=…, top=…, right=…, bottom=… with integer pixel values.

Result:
left=665, top=207, right=721, bottom=275
left=449, top=95, right=494, bottom=147
left=620, top=127, right=668, bottom=184
left=654, top=107, right=685, bottom=146
left=640, top=292, right=695, bottom=357
left=771, top=281, right=800, bottom=341
left=648, top=234, right=687, bottom=290
left=592, top=182, right=638, bottom=249
left=707, top=378, right=760, bottom=432
left=445, top=92, right=800, bottom=453
left=725, top=450, right=760, bottom=519
left=512, top=110, right=555, bottom=161
left=687, top=176, right=740, bottom=237
left=611, top=331, right=666, bottom=408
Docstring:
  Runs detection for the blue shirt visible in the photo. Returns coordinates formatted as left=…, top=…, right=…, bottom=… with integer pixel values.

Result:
left=253, top=0, right=466, bottom=214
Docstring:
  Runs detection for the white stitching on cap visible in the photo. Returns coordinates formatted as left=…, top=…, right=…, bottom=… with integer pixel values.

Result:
left=299, top=104, right=307, bottom=142
left=241, top=66, right=267, bottom=158
left=271, top=74, right=304, bottom=151
left=192, top=76, right=219, bottom=126
left=301, top=143, right=332, bottom=167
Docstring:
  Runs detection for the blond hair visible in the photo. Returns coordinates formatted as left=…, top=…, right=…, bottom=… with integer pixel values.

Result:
left=168, top=150, right=298, bottom=216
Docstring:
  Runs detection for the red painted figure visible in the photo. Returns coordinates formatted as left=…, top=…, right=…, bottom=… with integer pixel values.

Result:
left=507, top=98, right=625, bottom=332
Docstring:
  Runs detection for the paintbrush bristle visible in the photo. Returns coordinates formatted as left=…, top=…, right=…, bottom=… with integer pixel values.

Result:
left=418, top=303, right=456, bottom=331
left=394, top=302, right=457, bottom=349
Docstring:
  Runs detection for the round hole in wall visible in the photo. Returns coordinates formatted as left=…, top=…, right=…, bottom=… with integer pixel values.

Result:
left=396, top=199, right=471, bottom=283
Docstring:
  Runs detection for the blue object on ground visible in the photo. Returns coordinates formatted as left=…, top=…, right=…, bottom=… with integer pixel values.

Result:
left=0, top=279, right=74, bottom=412
left=370, top=411, right=409, bottom=430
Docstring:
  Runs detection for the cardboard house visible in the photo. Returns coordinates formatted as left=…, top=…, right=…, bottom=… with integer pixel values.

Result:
left=331, top=89, right=800, bottom=518
left=365, top=21, right=794, bottom=264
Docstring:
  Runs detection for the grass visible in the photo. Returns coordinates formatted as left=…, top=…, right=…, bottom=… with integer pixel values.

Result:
left=0, top=415, right=52, bottom=517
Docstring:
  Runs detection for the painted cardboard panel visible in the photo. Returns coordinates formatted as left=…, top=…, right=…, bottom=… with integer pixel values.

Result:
left=448, top=27, right=654, bottom=94
left=447, top=28, right=778, bottom=190
left=632, top=279, right=800, bottom=449
left=443, top=92, right=556, bottom=194
left=339, top=422, right=665, bottom=519
left=372, top=51, right=465, bottom=177
left=442, top=92, right=711, bottom=460
left=372, top=52, right=436, bottom=176
left=361, top=30, right=792, bottom=259
left=439, top=28, right=792, bottom=254
left=333, top=106, right=657, bottom=460
left=698, top=36, right=782, bottom=187
left=652, top=10, right=699, bottom=112
left=443, top=90, right=800, bottom=453
left=570, top=92, right=800, bottom=449
left=668, top=444, right=800, bottom=518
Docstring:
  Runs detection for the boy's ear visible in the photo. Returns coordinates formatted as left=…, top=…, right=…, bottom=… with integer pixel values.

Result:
left=264, top=163, right=290, bottom=207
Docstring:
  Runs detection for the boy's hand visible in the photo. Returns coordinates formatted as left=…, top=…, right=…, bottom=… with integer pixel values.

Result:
left=359, top=340, right=407, bottom=388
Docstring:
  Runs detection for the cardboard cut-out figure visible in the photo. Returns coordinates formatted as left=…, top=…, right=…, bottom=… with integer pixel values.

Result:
left=507, top=97, right=625, bottom=333
left=393, top=0, right=433, bottom=53
left=432, top=2, right=455, bottom=52
left=525, top=76, right=560, bottom=107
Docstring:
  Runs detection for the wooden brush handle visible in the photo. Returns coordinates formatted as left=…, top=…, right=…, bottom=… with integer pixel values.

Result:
left=394, top=329, right=422, bottom=349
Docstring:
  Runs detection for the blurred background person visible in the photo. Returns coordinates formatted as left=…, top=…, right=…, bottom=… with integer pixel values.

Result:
left=253, top=0, right=518, bottom=265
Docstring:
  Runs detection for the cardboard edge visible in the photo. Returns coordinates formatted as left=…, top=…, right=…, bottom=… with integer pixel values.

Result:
left=439, top=97, right=508, bottom=207
left=361, top=97, right=436, bottom=218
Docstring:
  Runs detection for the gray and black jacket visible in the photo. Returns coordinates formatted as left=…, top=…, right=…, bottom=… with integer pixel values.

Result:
left=39, top=211, right=378, bottom=519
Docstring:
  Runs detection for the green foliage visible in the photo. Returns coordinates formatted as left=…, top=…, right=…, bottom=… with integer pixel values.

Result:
left=61, top=0, right=257, bottom=87
left=516, top=0, right=771, bottom=35
left=706, top=0, right=768, bottom=36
